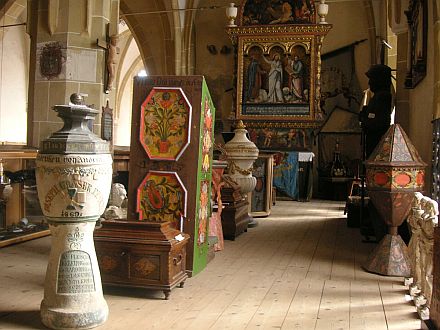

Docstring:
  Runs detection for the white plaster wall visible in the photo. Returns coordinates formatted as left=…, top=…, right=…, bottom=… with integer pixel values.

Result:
left=324, top=1, right=371, bottom=90
left=0, top=23, right=29, bottom=143
left=117, top=37, right=141, bottom=92
left=114, top=33, right=143, bottom=146
left=114, top=76, right=133, bottom=146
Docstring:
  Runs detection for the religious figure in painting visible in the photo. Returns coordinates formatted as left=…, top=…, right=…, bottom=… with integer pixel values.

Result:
left=292, top=0, right=314, bottom=21
left=242, top=0, right=266, bottom=25
left=288, top=55, right=305, bottom=101
left=243, top=0, right=315, bottom=25
left=269, top=2, right=294, bottom=24
left=246, top=52, right=265, bottom=102
left=262, top=53, right=284, bottom=103
left=262, top=128, right=275, bottom=147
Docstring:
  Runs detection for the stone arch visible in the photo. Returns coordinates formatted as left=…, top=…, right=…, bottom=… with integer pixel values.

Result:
left=181, top=0, right=199, bottom=75
left=119, top=0, right=176, bottom=75
left=363, top=0, right=377, bottom=65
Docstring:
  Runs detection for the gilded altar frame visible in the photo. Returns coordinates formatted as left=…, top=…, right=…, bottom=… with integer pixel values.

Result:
left=227, top=25, right=331, bottom=128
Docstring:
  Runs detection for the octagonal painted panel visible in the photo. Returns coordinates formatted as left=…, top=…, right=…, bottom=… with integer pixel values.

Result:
left=136, top=171, right=187, bottom=229
left=140, top=87, right=192, bottom=161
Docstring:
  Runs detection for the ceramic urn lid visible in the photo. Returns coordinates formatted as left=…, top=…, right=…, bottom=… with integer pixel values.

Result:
left=223, top=120, right=259, bottom=161
left=40, top=93, right=110, bottom=155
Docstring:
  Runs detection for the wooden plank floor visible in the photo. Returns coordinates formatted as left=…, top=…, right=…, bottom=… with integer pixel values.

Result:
left=0, top=200, right=422, bottom=329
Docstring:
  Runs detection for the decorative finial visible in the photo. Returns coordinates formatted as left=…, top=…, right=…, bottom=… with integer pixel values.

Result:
left=318, top=0, right=329, bottom=24
left=226, top=3, right=238, bottom=27
left=70, top=93, right=84, bottom=105
left=236, top=120, right=246, bottom=129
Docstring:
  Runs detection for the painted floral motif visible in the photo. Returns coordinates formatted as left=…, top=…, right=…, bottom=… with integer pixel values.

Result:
left=100, top=255, right=118, bottom=272
left=132, top=258, right=157, bottom=277
left=197, top=180, right=210, bottom=245
left=140, top=88, right=191, bottom=161
left=67, top=227, right=84, bottom=249
left=137, top=171, right=187, bottom=229
left=201, top=98, right=213, bottom=172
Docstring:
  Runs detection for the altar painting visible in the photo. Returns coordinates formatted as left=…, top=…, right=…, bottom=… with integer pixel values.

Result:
left=247, top=126, right=313, bottom=151
left=237, top=39, right=315, bottom=122
left=241, top=0, right=316, bottom=25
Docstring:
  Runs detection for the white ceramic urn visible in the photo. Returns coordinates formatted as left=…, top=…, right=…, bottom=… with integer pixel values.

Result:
left=36, top=94, right=112, bottom=329
left=226, top=3, right=238, bottom=27
left=318, top=0, right=329, bottom=24
left=223, top=120, right=259, bottom=194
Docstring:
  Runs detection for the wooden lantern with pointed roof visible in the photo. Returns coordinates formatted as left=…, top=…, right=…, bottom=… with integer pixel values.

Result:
left=363, top=124, right=426, bottom=276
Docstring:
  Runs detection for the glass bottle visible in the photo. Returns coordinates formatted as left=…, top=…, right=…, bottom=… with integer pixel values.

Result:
left=331, top=140, right=346, bottom=177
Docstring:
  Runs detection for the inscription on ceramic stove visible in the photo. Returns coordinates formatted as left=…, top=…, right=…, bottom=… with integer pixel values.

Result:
left=57, top=250, right=95, bottom=294
left=43, top=180, right=105, bottom=215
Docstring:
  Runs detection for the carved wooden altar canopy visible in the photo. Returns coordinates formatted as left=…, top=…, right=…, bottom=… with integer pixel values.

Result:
left=226, top=0, right=331, bottom=151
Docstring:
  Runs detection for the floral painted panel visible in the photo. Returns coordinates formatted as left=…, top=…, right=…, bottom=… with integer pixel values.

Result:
left=140, top=88, right=192, bottom=161
left=201, top=97, right=213, bottom=173
left=197, top=180, right=210, bottom=245
left=137, top=171, right=187, bottom=229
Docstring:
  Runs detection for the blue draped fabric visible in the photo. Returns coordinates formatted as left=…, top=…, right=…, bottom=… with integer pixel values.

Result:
left=273, top=152, right=299, bottom=199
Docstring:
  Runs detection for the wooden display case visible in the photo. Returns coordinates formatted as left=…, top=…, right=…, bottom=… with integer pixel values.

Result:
left=250, top=153, right=274, bottom=217
left=113, top=146, right=130, bottom=172
left=0, top=146, right=49, bottom=247
left=221, top=199, right=249, bottom=240
left=220, top=177, right=250, bottom=240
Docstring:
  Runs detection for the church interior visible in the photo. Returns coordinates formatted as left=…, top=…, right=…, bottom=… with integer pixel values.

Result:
left=1, top=0, right=440, bottom=329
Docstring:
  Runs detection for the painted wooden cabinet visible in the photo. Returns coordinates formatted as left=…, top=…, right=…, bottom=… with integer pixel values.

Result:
left=94, top=220, right=188, bottom=299
left=96, top=76, right=215, bottom=281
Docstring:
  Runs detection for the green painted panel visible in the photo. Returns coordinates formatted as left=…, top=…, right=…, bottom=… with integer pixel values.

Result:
left=192, top=78, right=216, bottom=275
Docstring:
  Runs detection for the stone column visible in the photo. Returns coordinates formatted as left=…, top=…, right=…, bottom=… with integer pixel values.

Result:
left=26, top=0, right=120, bottom=147
left=387, top=0, right=410, bottom=131
left=394, top=31, right=410, bottom=131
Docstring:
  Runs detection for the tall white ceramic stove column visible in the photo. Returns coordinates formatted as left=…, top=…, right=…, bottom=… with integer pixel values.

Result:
left=36, top=94, right=112, bottom=329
